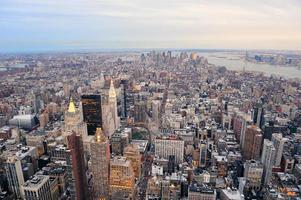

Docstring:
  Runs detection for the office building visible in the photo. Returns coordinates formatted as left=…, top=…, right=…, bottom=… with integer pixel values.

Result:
left=152, top=100, right=161, bottom=127
left=21, top=175, right=52, bottom=200
left=199, top=141, right=207, bottom=168
left=271, top=133, right=286, bottom=167
left=5, top=156, right=25, bottom=199
left=243, top=126, right=262, bottom=160
left=109, top=79, right=120, bottom=130
left=81, top=94, right=102, bottom=135
left=155, top=136, right=184, bottom=164
left=109, top=156, right=135, bottom=199
left=244, top=160, right=263, bottom=190
left=65, top=132, right=89, bottom=200
left=124, top=144, right=141, bottom=180
left=120, top=79, right=128, bottom=119
left=261, top=139, right=276, bottom=185
left=5, top=146, right=39, bottom=199
left=90, top=128, right=110, bottom=200
left=188, top=183, right=216, bottom=200
left=102, top=80, right=120, bottom=137
left=63, top=97, right=88, bottom=139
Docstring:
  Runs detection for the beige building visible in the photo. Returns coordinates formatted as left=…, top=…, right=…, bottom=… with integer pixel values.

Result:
left=90, top=128, right=110, bottom=200
left=124, top=144, right=141, bottom=180
left=110, top=156, right=135, bottom=199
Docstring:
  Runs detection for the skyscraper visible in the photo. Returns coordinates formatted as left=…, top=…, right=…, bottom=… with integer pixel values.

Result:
left=81, top=94, right=102, bottom=135
left=90, top=128, right=110, bottom=200
left=5, top=156, right=24, bottom=199
left=66, top=132, right=89, bottom=200
left=271, top=133, right=287, bottom=167
left=109, top=79, right=120, bottom=130
left=102, top=79, right=120, bottom=137
left=63, top=97, right=88, bottom=139
left=261, top=139, right=276, bottom=185
left=120, top=79, right=128, bottom=119
left=199, top=141, right=207, bottom=168
left=243, top=125, right=262, bottom=160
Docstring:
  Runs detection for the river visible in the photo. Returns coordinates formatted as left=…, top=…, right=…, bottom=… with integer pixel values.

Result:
left=199, top=52, right=301, bottom=79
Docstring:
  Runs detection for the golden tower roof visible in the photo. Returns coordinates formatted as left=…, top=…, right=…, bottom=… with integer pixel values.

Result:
left=95, top=127, right=106, bottom=143
left=109, top=79, right=116, bottom=98
left=68, top=97, right=76, bottom=113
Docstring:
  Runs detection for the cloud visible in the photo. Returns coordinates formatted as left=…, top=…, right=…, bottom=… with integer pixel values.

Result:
left=0, top=0, right=301, bottom=52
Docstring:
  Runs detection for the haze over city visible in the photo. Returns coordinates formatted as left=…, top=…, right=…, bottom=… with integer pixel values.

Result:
left=1, top=0, right=301, bottom=52
left=1, top=1, right=301, bottom=200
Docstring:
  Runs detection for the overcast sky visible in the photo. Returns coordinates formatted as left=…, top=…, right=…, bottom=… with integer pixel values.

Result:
left=1, top=0, right=301, bottom=52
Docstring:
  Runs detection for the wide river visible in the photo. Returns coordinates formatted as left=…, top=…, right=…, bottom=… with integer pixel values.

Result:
left=199, top=52, right=301, bottom=79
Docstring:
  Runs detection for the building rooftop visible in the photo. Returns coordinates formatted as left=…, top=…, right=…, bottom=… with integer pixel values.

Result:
left=221, top=188, right=244, bottom=200
left=22, top=175, right=49, bottom=191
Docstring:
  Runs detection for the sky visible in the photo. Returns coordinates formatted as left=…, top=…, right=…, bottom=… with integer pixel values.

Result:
left=0, top=0, right=301, bottom=52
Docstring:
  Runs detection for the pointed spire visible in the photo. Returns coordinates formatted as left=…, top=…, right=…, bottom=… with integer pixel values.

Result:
left=95, top=127, right=106, bottom=142
left=109, top=79, right=116, bottom=98
left=68, top=97, right=76, bottom=113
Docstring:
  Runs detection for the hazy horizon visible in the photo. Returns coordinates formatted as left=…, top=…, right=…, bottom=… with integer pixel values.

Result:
left=1, top=0, right=301, bottom=53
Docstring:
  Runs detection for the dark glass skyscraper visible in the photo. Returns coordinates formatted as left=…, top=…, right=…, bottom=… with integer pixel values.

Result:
left=120, top=79, right=128, bottom=119
left=81, top=94, right=102, bottom=135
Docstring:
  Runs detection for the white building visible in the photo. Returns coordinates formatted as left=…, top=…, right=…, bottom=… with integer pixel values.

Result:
left=271, top=133, right=287, bottom=167
left=21, top=175, right=52, bottom=200
left=152, top=164, right=163, bottom=176
left=155, top=137, right=184, bottom=164
left=261, top=139, right=276, bottom=185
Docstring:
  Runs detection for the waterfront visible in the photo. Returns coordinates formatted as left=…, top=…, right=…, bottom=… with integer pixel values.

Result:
left=200, top=52, right=301, bottom=79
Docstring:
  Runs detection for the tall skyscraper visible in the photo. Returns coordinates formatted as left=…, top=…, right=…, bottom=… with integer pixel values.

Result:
left=252, top=104, right=264, bottom=129
left=90, top=128, right=110, bottom=200
left=271, top=133, right=287, bottom=167
left=66, top=132, right=89, bottom=200
left=120, top=79, right=128, bottom=119
left=199, top=141, right=207, bottom=168
left=261, top=139, right=276, bottom=185
left=81, top=94, right=102, bottom=135
left=109, top=156, right=135, bottom=199
left=63, top=97, right=88, bottom=139
left=102, top=80, right=120, bottom=137
left=109, top=79, right=120, bottom=130
left=243, top=125, right=262, bottom=160
left=5, top=156, right=25, bottom=199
